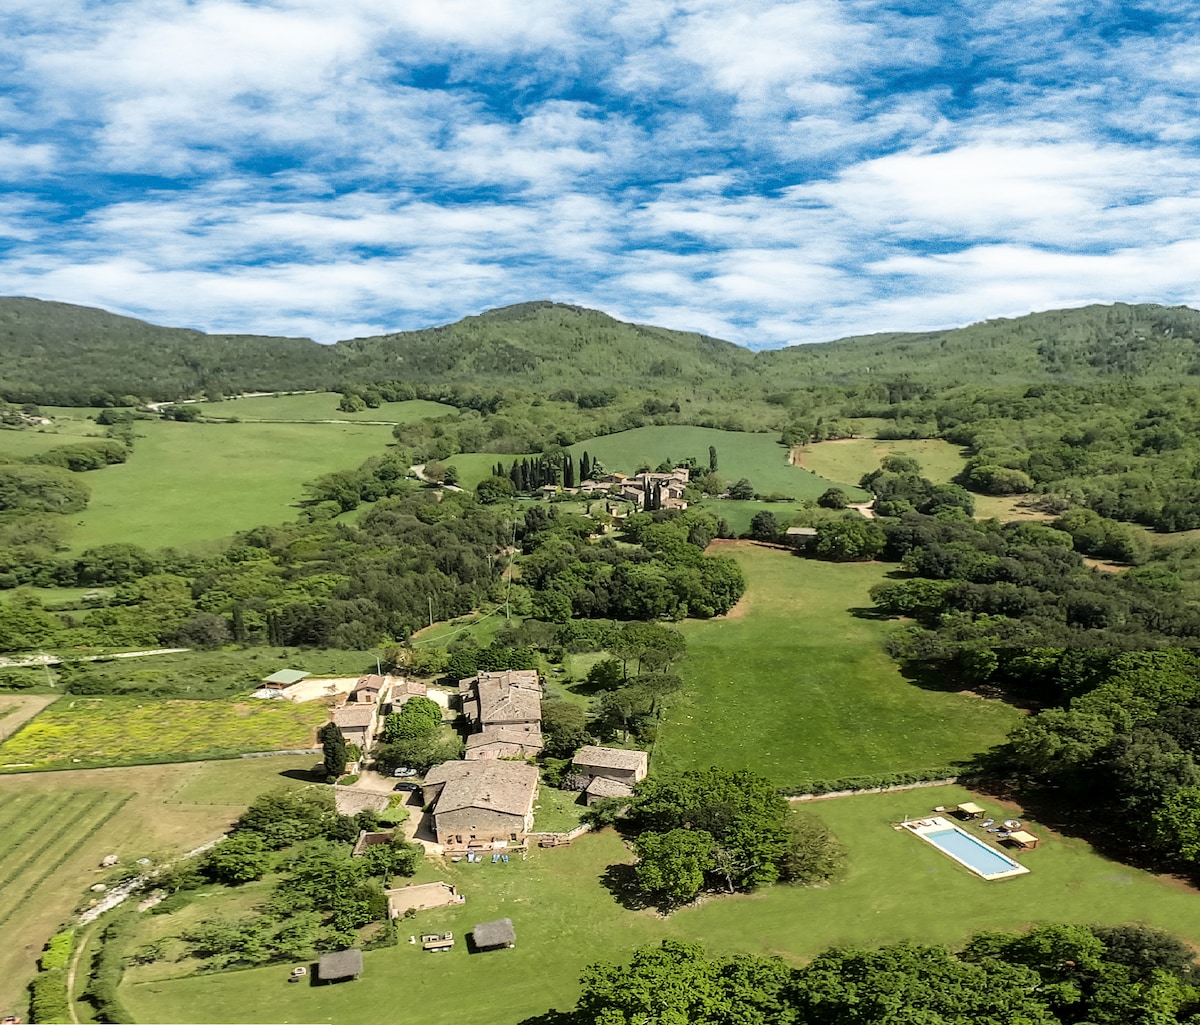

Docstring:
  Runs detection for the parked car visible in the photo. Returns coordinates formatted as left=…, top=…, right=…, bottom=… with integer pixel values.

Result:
left=395, top=782, right=421, bottom=792
left=392, top=767, right=418, bottom=777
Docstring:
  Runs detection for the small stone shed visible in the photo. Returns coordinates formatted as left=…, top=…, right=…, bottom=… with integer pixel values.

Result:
left=472, top=918, right=516, bottom=950
left=317, top=948, right=364, bottom=982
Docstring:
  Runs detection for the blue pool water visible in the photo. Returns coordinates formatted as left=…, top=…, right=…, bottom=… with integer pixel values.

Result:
left=924, top=828, right=1021, bottom=877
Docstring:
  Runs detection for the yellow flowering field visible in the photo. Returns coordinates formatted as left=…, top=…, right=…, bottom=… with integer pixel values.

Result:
left=0, top=697, right=328, bottom=771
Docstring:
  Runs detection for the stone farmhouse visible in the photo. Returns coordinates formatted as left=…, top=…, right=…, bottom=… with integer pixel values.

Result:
left=423, top=759, right=539, bottom=851
left=350, top=673, right=387, bottom=705
left=459, top=670, right=543, bottom=760
left=572, top=746, right=649, bottom=805
left=331, top=704, right=377, bottom=754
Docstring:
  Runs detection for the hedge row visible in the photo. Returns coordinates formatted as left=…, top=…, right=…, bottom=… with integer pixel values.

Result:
left=85, top=917, right=133, bottom=1024
left=29, top=968, right=69, bottom=1024
left=778, top=767, right=964, bottom=797
left=39, top=928, right=75, bottom=970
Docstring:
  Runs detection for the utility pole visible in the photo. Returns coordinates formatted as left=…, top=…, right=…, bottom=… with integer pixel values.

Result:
left=428, top=596, right=433, bottom=628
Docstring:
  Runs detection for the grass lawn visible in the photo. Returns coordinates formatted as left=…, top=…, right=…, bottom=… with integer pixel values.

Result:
left=532, top=785, right=588, bottom=833
left=121, top=784, right=1200, bottom=1025
left=0, top=697, right=327, bottom=772
left=569, top=426, right=868, bottom=500
left=43, top=418, right=396, bottom=552
left=654, top=543, right=1021, bottom=785
left=0, top=754, right=318, bottom=1013
left=205, top=394, right=457, bottom=423
left=796, top=438, right=968, bottom=487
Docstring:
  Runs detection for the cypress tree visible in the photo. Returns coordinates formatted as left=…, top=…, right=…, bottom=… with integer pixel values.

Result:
left=709, top=445, right=718, bottom=472
left=564, top=454, right=575, bottom=488
left=231, top=604, right=246, bottom=644
left=510, top=460, right=522, bottom=492
left=318, top=722, right=348, bottom=779
left=581, top=452, right=591, bottom=481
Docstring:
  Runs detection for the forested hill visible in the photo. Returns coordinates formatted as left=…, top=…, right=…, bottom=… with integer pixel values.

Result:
left=335, top=301, right=758, bottom=391
left=760, top=302, right=1200, bottom=388
left=5, top=295, right=1200, bottom=404
left=0, top=297, right=336, bottom=404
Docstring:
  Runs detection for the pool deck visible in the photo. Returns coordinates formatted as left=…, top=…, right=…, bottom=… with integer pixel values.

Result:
left=901, top=815, right=1030, bottom=881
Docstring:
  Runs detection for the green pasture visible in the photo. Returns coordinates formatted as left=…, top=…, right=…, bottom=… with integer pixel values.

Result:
left=570, top=426, right=867, bottom=500
left=0, top=697, right=327, bottom=772
left=205, top=394, right=457, bottom=423
left=797, top=438, right=968, bottom=487
left=656, top=544, right=1020, bottom=785
left=0, top=417, right=104, bottom=457
left=59, top=419, right=394, bottom=551
left=693, top=498, right=809, bottom=536
left=121, top=784, right=1200, bottom=1025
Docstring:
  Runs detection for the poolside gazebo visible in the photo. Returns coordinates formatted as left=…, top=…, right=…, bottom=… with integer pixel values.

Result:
left=956, top=802, right=986, bottom=819
left=1007, top=830, right=1040, bottom=850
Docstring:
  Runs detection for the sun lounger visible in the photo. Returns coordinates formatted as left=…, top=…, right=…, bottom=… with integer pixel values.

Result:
left=981, top=818, right=995, bottom=828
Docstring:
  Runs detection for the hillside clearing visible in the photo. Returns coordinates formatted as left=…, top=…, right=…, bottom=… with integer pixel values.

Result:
left=795, top=438, right=968, bottom=486
left=655, top=543, right=1020, bottom=784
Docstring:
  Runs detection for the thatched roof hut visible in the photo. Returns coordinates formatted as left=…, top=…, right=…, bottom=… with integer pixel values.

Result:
left=472, top=918, right=516, bottom=950
left=317, top=949, right=364, bottom=981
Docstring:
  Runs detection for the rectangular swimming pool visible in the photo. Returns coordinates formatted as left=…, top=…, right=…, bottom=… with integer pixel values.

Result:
left=904, top=816, right=1029, bottom=880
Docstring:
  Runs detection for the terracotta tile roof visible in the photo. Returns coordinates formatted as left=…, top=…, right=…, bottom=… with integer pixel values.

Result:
left=573, top=746, right=648, bottom=772
left=425, top=760, right=538, bottom=817
left=332, top=705, right=375, bottom=729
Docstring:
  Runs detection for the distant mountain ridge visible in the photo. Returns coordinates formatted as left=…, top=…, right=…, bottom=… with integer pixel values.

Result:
left=3, top=295, right=1200, bottom=404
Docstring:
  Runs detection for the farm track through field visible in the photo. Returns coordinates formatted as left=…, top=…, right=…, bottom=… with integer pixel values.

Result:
left=0, top=793, right=131, bottom=927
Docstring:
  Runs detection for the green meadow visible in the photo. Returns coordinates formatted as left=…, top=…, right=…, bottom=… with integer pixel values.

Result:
left=121, top=785, right=1200, bottom=1025
left=796, top=437, right=968, bottom=487
left=656, top=543, right=1020, bottom=785
left=15, top=418, right=396, bottom=551
left=204, top=393, right=457, bottom=423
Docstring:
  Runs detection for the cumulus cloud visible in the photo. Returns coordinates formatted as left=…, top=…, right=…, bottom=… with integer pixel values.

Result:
left=1, top=0, right=1199, bottom=346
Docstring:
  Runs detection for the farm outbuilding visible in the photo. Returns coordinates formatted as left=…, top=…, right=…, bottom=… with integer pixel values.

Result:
left=262, top=669, right=310, bottom=689
left=317, top=949, right=363, bottom=982
left=472, top=918, right=516, bottom=950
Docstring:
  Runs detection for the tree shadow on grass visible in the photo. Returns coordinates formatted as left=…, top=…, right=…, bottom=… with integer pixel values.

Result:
left=515, top=1010, right=581, bottom=1025
left=279, top=767, right=326, bottom=783
left=598, top=862, right=653, bottom=911
left=848, top=605, right=894, bottom=621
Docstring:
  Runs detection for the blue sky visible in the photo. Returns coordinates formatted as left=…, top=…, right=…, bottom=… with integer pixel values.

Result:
left=2, top=0, right=1200, bottom=348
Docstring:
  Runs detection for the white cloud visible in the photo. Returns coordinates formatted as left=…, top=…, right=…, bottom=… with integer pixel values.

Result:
left=1, top=0, right=1199, bottom=350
